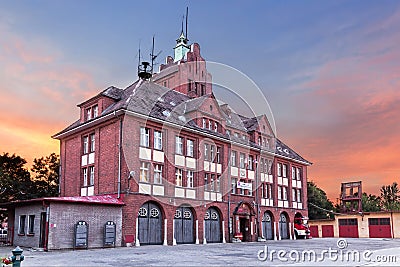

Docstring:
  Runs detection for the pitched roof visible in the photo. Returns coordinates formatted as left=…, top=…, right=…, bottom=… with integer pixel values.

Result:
left=55, top=80, right=311, bottom=165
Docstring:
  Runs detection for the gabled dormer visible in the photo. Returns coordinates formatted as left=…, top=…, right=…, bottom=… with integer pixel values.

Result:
left=77, top=86, right=123, bottom=123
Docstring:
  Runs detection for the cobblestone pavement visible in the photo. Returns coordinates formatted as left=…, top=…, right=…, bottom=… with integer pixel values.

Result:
left=1, top=238, right=400, bottom=266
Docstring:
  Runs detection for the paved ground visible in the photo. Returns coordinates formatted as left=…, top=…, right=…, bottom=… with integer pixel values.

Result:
left=1, top=238, right=400, bottom=266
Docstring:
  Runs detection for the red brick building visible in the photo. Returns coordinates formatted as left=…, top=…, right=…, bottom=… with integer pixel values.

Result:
left=5, top=31, right=311, bottom=249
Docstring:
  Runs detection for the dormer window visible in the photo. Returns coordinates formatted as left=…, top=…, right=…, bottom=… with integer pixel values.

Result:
left=93, top=105, right=98, bottom=118
left=85, top=104, right=99, bottom=121
left=86, top=108, right=92, bottom=121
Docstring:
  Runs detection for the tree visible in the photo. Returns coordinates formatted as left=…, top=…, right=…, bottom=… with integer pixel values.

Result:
left=0, top=153, right=35, bottom=203
left=307, top=181, right=335, bottom=220
left=361, top=193, right=381, bottom=212
left=380, top=182, right=400, bottom=211
left=30, top=153, right=60, bottom=198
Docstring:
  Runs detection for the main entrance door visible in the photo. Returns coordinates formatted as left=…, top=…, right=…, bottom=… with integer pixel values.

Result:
left=174, top=206, right=194, bottom=244
left=138, top=202, right=163, bottom=245
left=204, top=207, right=221, bottom=243
left=279, top=213, right=289, bottom=239
left=262, top=212, right=274, bottom=240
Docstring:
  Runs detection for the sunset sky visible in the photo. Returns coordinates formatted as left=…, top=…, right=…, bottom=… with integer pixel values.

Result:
left=1, top=0, right=399, bottom=200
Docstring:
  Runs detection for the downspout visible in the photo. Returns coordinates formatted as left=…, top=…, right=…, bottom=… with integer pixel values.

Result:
left=227, top=145, right=231, bottom=243
left=117, top=113, right=123, bottom=199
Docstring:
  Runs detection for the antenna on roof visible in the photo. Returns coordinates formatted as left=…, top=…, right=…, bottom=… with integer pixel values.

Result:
left=137, top=36, right=161, bottom=80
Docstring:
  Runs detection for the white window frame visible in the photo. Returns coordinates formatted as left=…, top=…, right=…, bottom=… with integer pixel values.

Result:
left=83, top=168, right=88, bottom=186
left=176, top=136, right=183, bottom=155
left=28, top=215, right=35, bottom=235
left=154, top=164, right=163, bottom=184
left=175, top=168, right=183, bottom=187
left=154, top=130, right=163, bottom=150
left=231, top=151, right=237, bottom=167
left=140, top=162, right=150, bottom=183
left=187, top=139, right=194, bottom=157
left=187, top=170, right=194, bottom=188
left=214, top=121, right=218, bottom=132
left=93, top=105, right=98, bottom=118
left=90, top=133, right=95, bottom=153
left=18, top=215, right=26, bottom=235
left=140, top=127, right=150, bottom=147
left=89, top=166, right=95, bottom=185
left=239, top=153, right=245, bottom=169
left=83, top=136, right=89, bottom=154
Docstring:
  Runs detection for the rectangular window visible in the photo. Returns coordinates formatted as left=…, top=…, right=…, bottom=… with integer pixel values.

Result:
left=187, top=170, right=194, bottom=188
left=90, top=133, right=95, bottom=152
left=231, top=178, right=237, bottom=194
left=83, top=136, right=89, bottom=154
left=267, top=184, right=273, bottom=199
left=83, top=168, right=88, bottom=186
left=28, top=215, right=35, bottom=235
left=204, top=173, right=209, bottom=191
left=268, top=160, right=273, bottom=175
left=187, top=139, right=194, bottom=157
left=202, top=118, right=206, bottom=129
left=86, top=108, right=92, bottom=121
left=278, top=186, right=282, bottom=200
left=292, top=188, right=297, bottom=202
left=18, top=215, right=26, bottom=235
left=175, top=168, right=183, bottom=187
left=154, top=130, right=163, bottom=150
left=297, top=189, right=302, bottom=203
left=277, top=163, right=282, bottom=177
left=231, top=151, right=237, bottom=167
left=210, top=145, right=215, bottom=162
left=210, top=174, right=215, bottom=192
left=248, top=155, right=253, bottom=170
left=154, top=164, right=163, bottom=184
left=204, top=144, right=209, bottom=161
left=282, top=164, right=287, bottom=178
left=93, top=105, right=98, bottom=118
left=140, top=162, right=150, bottom=182
left=208, top=120, right=212, bottom=131
left=89, top=166, right=95, bottom=185
left=292, top=167, right=296, bottom=180
left=297, top=167, right=302, bottom=181
left=214, top=122, right=218, bottom=132
left=283, top=187, right=288, bottom=200
left=216, top=175, right=221, bottom=192
left=140, top=127, right=150, bottom=147
left=175, top=136, right=183, bottom=155
left=239, top=153, right=245, bottom=169
left=216, top=147, right=221, bottom=164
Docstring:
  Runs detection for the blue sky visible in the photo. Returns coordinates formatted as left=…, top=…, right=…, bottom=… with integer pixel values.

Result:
left=1, top=0, right=400, bottom=199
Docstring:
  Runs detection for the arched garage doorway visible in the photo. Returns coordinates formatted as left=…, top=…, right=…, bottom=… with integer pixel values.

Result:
left=174, top=205, right=195, bottom=244
left=262, top=211, right=274, bottom=240
left=279, top=212, right=289, bottom=239
left=204, top=207, right=222, bottom=243
left=138, top=202, right=163, bottom=245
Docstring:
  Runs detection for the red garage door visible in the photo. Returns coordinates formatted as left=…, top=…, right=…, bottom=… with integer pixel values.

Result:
left=322, top=225, right=334, bottom=237
left=368, top=218, right=391, bottom=238
left=339, top=219, right=358, bottom=238
left=309, top=225, right=319, bottom=238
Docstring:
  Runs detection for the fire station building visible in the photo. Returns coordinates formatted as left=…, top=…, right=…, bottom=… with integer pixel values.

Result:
left=5, top=31, right=311, bottom=249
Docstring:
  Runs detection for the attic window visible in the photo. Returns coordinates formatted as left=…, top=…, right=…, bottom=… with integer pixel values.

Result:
left=283, top=148, right=290, bottom=155
left=263, top=125, right=266, bottom=132
left=162, top=110, right=171, bottom=117
left=85, top=104, right=98, bottom=121
left=210, top=105, right=213, bottom=111
left=157, top=97, right=164, bottom=102
left=170, top=101, right=176, bottom=106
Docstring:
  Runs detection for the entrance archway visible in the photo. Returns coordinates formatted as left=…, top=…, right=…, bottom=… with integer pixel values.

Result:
left=262, top=211, right=274, bottom=240
left=138, top=202, right=163, bottom=245
left=279, top=212, right=289, bottom=239
left=174, top=205, right=195, bottom=244
left=233, top=201, right=255, bottom=242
